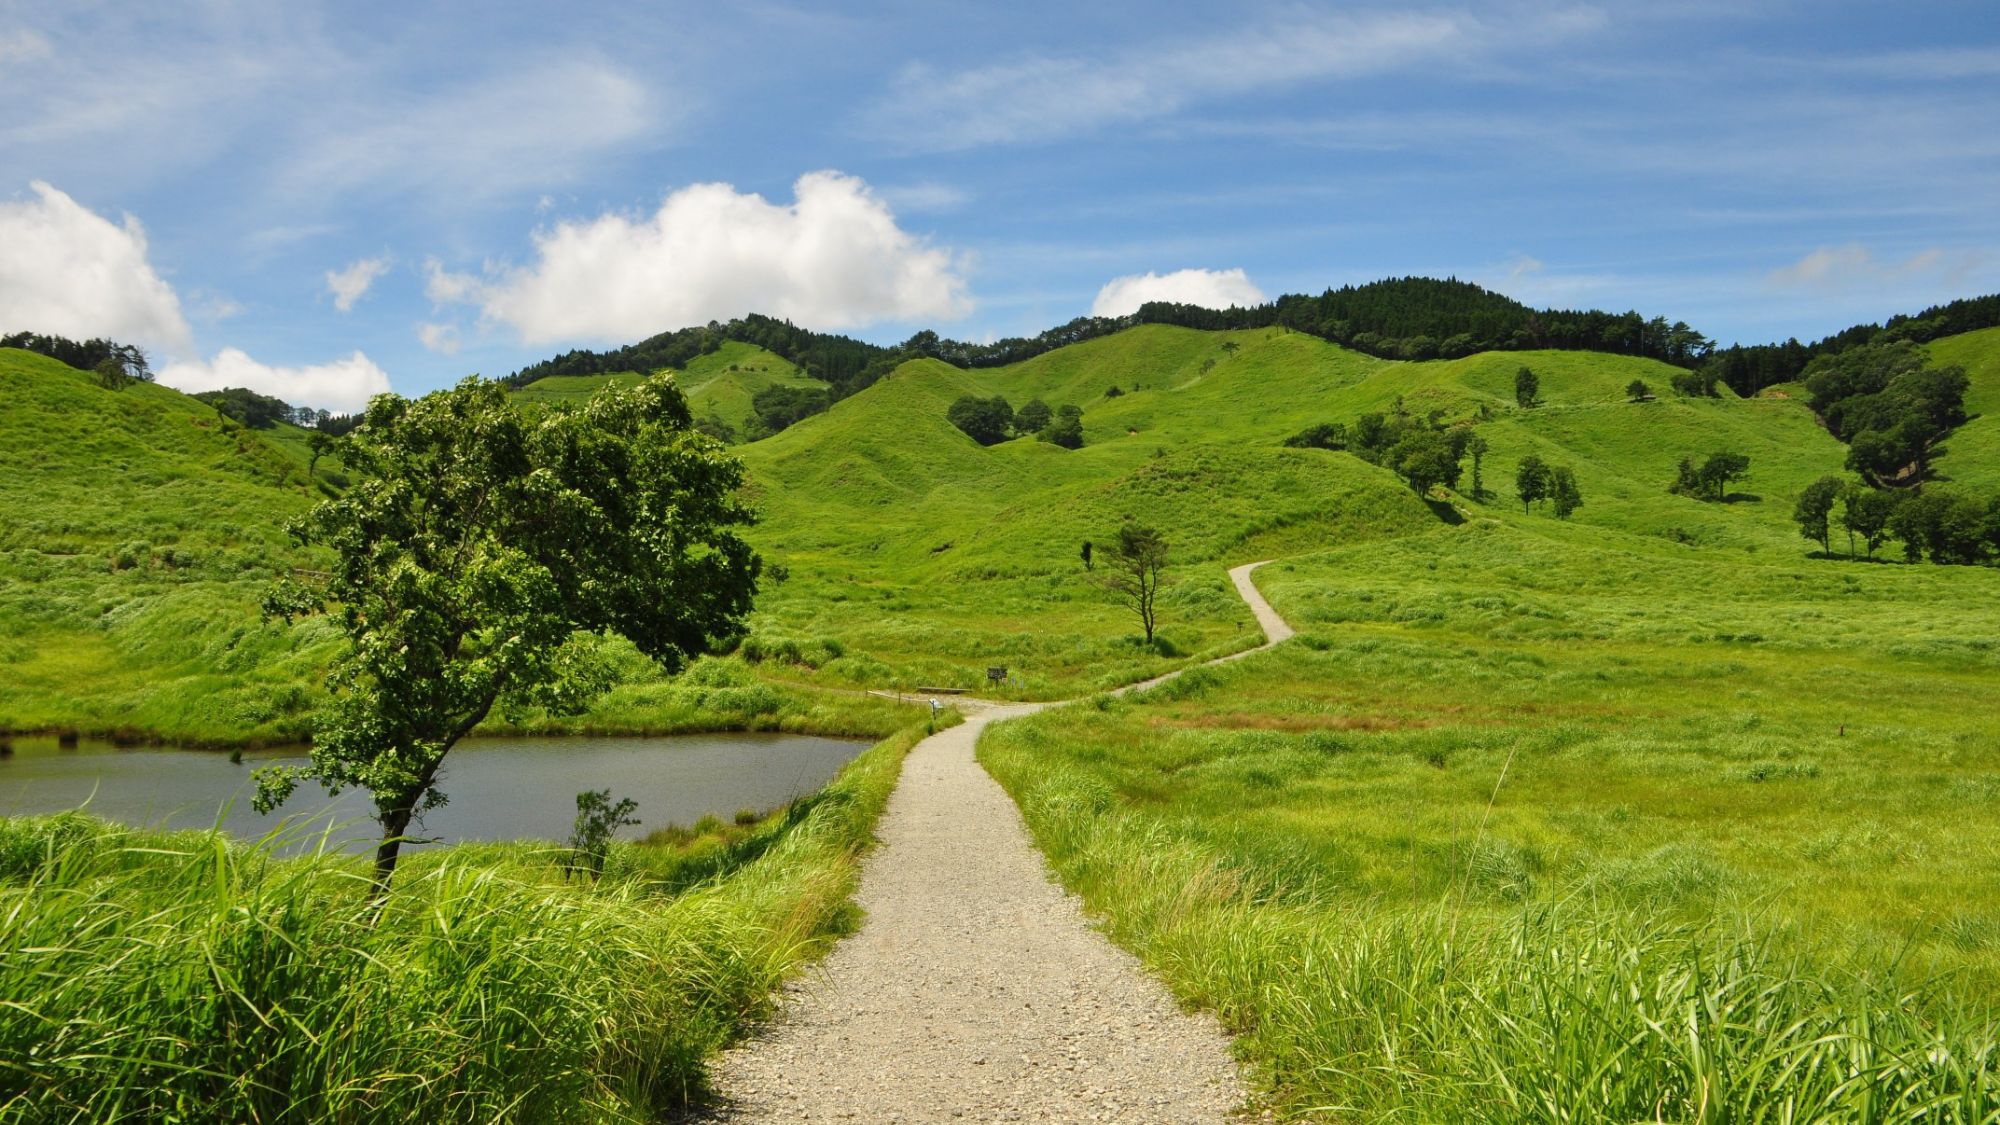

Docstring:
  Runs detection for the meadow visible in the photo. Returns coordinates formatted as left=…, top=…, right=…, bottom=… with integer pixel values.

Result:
left=981, top=509, right=2000, bottom=1119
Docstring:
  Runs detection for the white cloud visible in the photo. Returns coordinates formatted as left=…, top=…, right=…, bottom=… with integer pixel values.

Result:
left=325, top=255, right=390, bottom=312
left=0, top=29, right=53, bottom=64
left=158, top=348, right=391, bottom=413
left=880, top=180, right=972, bottom=213
left=1091, top=268, right=1266, bottom=317
left=432, top=171, right=972, bottom=344
left=1768, top=244, right=1981, bottom=290
left=0, top=181, right=194, bottom=355
left=417, top=321, right=461, bottom=355
left=863, top=7, right=1602, bottom=149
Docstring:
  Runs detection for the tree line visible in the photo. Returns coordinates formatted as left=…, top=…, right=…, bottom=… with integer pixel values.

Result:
left=1793, top=475, right=2000, bottom=565
left=3, top=331, right=152, bottom=384
left=1701, top=292, right=2000, bottom=398
left=947, top=395, right=1085, bottom=448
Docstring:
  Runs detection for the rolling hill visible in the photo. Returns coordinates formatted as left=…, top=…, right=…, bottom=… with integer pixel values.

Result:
left=1, top=313, right=1994, bottom=735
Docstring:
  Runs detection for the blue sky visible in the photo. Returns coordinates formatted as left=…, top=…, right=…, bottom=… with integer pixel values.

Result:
left=2, top=1, right=1996, bottom=408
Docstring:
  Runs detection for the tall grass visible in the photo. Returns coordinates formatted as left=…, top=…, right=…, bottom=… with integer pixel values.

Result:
left=0, top=714, right=949, bottom=1121
left=994, top=761, right=2000, bottom=1121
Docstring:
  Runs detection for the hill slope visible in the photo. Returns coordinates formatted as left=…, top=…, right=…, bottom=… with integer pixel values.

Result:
left=512, top=341, right=828, bottom=441
left=1927, top=325, right=2000, bottom=493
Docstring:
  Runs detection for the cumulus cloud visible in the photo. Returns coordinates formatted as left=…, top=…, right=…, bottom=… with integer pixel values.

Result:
left=431, top=171, right=971, bottom=343
left=1091, top=268, right=1266, bottom=317
left=1768, top=244, right=1980, bottom=289
left=0, top=181, right=193, bottom=354
left=325, top=255, right=390, bottom=311
left=158, top=348, right=391, bottom=413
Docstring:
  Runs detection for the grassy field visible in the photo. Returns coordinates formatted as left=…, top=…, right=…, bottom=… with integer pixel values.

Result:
left=0, top=712, right=951, bottom=1121
left=980, top=503, right=2000, bottom=1118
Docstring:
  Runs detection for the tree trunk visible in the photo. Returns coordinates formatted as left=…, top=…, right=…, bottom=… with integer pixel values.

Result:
left=374, top=802, right=415, bottom=892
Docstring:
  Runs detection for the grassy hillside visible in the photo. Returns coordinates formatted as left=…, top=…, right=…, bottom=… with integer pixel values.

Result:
left=0, top=348, right=901, bottom=744
left=0, top=347, right=336, bottom=742
left=737, top=324, right=1863, bottom=694
left=511, top=341, right=828, bottom=442
left=1928, top=325, right=2000, bottom=493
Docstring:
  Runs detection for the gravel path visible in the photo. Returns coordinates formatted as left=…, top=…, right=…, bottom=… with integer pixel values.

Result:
left=700, top=564, right=1291, bottom=1123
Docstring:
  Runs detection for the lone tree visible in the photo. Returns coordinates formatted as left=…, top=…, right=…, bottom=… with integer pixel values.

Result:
left=1080, top=540, right=1093, bottom=570
left=1698, top=451, right=1750, bottom=502
left=1516, top=455, right=1551, bottom=513
left=1101, top=523, right=1171, bottom=646
left=1515, top=366, right=1540, bottom=408
left=1465, top=432, right=1489, bottom=501
left=256, top=375, right=758, bottom=891
left=1390, top=430, right=1462, bottom=496
left=1550, top=465, right=1583, bottom=520
left=1040, top=404, right=1085, bottom=449
left=1793, top=475, right=1844, bottom=555
left=1015, top=398, right=1053, bottom=435
left=1626, top=379, right=1652, bottom=402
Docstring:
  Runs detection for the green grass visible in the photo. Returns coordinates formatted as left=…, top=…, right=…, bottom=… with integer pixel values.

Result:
left=980, top=511, right=2000, bottom=1118
left=0, top=712, right=952, bottom=1121
left=1929, top=326, right=2000, bottom=494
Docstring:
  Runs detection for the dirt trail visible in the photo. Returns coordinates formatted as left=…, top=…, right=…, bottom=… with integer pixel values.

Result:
left=702, top=562, right=1292, bottom=1123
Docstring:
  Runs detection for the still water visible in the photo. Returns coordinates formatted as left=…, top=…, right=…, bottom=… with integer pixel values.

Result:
left=0, top=732, right=868, bottom=850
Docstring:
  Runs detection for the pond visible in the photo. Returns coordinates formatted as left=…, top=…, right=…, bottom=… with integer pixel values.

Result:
left=0, top=732, right=870, bottom=851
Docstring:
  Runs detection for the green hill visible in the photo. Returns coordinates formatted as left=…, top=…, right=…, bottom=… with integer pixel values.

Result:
left=1927, top=325, right=2000, bottom=493
left=511, top=341, right=828, bottom=441
left=0, top=347, right=333, bottom=742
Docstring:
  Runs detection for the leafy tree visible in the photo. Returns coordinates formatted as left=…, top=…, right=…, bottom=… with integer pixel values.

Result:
left=1015, top=398, right=1053, bottom=434
left=749, top=384, right=830, bottom=435
left=1100, top=524, right=1171, bottom=645
left=1282, top=422, right=1349, bottom=450
left=1697, top=452, right=1751, bottom=502
left=1671, top=456, right=1702, bottom=498
left=1040, top=404, right=1084, bottom=449
left=1550, top=465, right=1582, bottom=519
left=946, top=394, right=1014, bottom=445
left=1889, top=490, right=1989, bottom=564
left=1793, top=475, right=1843, bottom=554
left=93, top=356, right=134, bottom=390
left=1670, top=369, right=1721, bottom=397
left=1466, top=432, right=1489, bottom=500
left=1626, top=379, right=1652, bottom=402
left=255, top=375, right=759, bottom=890
left=1080, top=540, right=1092, bottom=571
left=1516, top=455, right=1550, bottom=513
left=1514, top=366, right=1540, bottom=408
left=195, top=386, right=293, bottom=428
left=1390, top=429, right=1461, bottom=495
left=1839, top=485, right=1900, bottom=558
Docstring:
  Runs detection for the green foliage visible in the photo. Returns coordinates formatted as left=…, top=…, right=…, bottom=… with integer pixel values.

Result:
left=1389, top=428, right=1460, bottom=495
left=1516, top=455, right=1550, bottom=512
left=193, top=386, right=295, bottom=428
left=1839, top=484, right=1901, bottom=557
left=748, top=382, right=831, bottom=436
left=1672, top=450, right=1751, bottom=502
left=1625, top=378, right=1652, bottom=402
left=1039, top=403, right=1085, bottom=449
left=1514, top=365, right=1540, bottom=408
left=1549, top=464, right=1582, bottom=519
left=945, top=393, right=1015, bottom=445
left=1805, top=342, right=1970, bottom=484
left=1015, top=398, right=1052, bottom=433
left=1671, top=367, right=1722, bottom=397
left=1793, top=474, right=1844, bottom=554
left=256, top=374, right=760, bottom=885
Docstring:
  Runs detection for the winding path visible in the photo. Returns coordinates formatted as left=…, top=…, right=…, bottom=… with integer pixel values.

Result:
left=702, top=563, right=1291, bottom=1123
